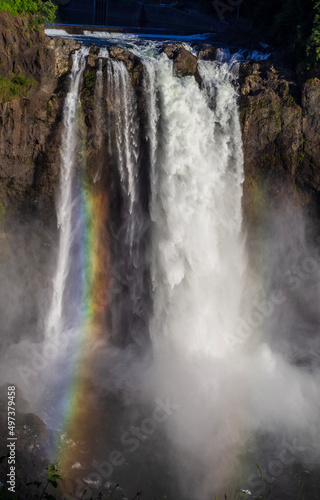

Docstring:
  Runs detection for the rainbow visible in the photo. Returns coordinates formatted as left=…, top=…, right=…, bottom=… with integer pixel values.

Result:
left=50, top=108, right=111, bottom=492
left=62, top=183, right=110, bottom=446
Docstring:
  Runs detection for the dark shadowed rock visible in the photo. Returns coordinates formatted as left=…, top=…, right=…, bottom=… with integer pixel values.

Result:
left=0, top=387, right=48, bottom=493
left=299, top=79, right=320, bottom=191
left=239, top=60, right=316, bottom=226
left=196, top=43, right=218, bottom=61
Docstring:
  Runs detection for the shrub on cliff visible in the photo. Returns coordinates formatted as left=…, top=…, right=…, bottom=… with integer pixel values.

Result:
left=307, top=1, right=320, bottom=68
left=0, top=0, right=57, bottom=24
left=246, top=0, right=320, bottom=69
left=203, top=0, right=320, bottom=69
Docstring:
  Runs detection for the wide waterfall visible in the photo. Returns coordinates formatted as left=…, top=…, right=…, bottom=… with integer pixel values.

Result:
left=2, top=33, right=320, bottom=500
left=149, top=54, right=245, bottom=358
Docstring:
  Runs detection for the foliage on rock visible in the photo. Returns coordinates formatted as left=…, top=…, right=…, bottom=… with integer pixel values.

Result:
left=0, top=0, right=57, bottom=24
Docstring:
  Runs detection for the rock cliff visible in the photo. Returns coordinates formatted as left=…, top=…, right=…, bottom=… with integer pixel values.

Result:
left=239, top=61, right=320, bottom=227
left=0, top=12, right=80, bottom=225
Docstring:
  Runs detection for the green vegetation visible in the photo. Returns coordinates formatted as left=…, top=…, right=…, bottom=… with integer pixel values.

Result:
left=0, top=73, right=37, bottom=101
left=201, top=0, right=320, bottom=69
left=245, top=0, right=320, bottom=69
left=0, top=0, right=57, bottom=24
left=0, top=460, right=308, bottom=500
left=84, top=69, right=97, bottom=90
left=26, top=462, right=62, bottom=499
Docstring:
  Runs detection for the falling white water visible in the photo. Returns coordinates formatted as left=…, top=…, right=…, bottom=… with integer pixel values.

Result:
left=106, top=58, right=139, bottom=214
left=148, top=53, right=246, bottom=358
left=143, top=58, right=159, bottom=183
left=93, top=58, right=104, bottom=184
left=45, top=47, right=89, bottom=340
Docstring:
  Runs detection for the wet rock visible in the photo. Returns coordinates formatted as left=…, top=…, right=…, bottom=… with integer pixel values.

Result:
left=0, top=388, right=47, bottom=493
left=196, top=43, right=218, bottom=61
left=108, top=45, right=143, bottom=86
left=47, top=36, right=82, bottom=78
left=0, top=386, right=32, bottom=413
left=162, top=43, right=200, bottom=83
left=299, top=79, right=320, bottom=191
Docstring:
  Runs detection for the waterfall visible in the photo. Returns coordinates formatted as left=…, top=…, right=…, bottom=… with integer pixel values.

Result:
left=105, top=56, right=151, bottom=349
left=45, top=47, right=89, bottom=341
left=40, top=44, right=249, bottom=497
left=140, top=51, right=248, bottom=499
left=43, top=43, right=246, bottom=367
left=7, top=30, right=319, bottom=499
left=148, top=54, right=246, bottom=358
left=106, top=59, right=139, bottom=213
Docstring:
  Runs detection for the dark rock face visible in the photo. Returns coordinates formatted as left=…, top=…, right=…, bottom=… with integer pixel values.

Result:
left=0, top=12, right=81, bottom=225
left=300, top=79, right=320, bottom=192
left=194, top=43, right=218, bottom=61
left=239, top=60, right=320, bottom=226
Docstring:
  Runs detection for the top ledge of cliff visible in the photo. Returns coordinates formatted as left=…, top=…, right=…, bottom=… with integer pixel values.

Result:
left=0, top=12, right=82, bottom=89
left=107, top=43, right=217, bottom=85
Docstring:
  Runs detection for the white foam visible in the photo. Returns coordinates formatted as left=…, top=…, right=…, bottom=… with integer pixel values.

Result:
left=45, top=28, right=70, bottom=36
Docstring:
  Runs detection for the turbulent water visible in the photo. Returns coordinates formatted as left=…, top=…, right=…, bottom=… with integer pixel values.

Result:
left=2, top=33, right=320, bottom=500
left=149, top=53, right=245, bottom=359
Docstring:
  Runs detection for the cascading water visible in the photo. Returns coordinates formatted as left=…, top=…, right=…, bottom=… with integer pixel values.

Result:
left=105, top=56, right=152, bottom=349
left=45, top=47, right=89, bottom=342
left=149, top=54, right=245, bottom=358
left=3, top=30, right=320, bottom=500
left=38, top=42, right=250, bottom=497
left=141, top=50, right=251, bottom=499
left=35, top=46, right=95, bottom=438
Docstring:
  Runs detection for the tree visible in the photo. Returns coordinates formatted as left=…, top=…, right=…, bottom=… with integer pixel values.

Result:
left=0, top=0, right=57, bottom=24
left=307, top=0, right=320, bottom=67
left=245, top=0, right=320, bottom=68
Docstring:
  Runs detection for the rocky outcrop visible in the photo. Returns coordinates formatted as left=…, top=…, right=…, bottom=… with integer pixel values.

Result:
left=0, top=12, right=81, bottom=225
left=239, top=60, right=320, bottom=225
left=300, top=79, right=320, bottom=192
left=162, top=43, right=201, bottom=83
left=109, top=45, right=143, bottom=86
left=194, top=43, right=218, bottom=61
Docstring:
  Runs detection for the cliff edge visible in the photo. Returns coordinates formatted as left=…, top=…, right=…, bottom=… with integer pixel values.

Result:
left=0, top=12, right=80, bottom=224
